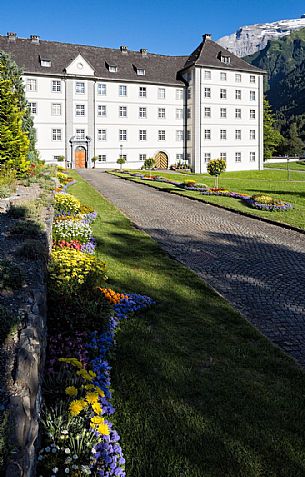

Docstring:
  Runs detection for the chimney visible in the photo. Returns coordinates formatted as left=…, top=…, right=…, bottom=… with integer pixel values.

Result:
left=202, top=33, right=212, bottom=41
left=120, top=45, right=128, bottom=54
left=7, top=32, right=16, bottom=42
left=140, top=48, right=148, bottom=56
left=30, top=35, right=40, bottom=44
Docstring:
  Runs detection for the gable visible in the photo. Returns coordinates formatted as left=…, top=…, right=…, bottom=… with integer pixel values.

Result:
left=65, top=54, right=95, bottom=76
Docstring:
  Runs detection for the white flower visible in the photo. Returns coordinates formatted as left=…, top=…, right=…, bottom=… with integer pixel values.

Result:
left=61, top=430, right=68, bottom=435
left=45, top=446, right=51, bottom=453
left=65, top=469, right=70, bottom=474
left=52, top=468, right=58, bottom=474
left=73, top=454, right=78, bottom=460
left=91, top=448, right=96, bottom=454
left=52, top=448, right=57, bottom=453
left=64, top=448, right=71, bottom=454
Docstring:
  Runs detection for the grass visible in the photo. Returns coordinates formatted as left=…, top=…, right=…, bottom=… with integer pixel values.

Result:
left=264, top=161, right=305, bottom=171
left=110, top=168, right=305, bottom=230
left=67, top=170, right=305, bottom=477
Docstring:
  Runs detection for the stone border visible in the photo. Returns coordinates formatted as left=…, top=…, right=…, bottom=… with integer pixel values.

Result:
left=110, top=172, right=305, bottom=236
left=3, top=194, right=54, bottom=477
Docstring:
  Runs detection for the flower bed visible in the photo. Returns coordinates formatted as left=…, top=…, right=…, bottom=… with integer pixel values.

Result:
left=38, top=169, right=155, bottom=476
left=201, top=189, right=292, bottom=211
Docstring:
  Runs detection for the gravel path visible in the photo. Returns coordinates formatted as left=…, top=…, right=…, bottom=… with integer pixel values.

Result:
left=80, top=170, right=305, bottom=366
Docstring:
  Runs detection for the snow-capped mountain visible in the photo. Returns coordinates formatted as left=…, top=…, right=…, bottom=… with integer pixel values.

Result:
left=218, top=16, right=305, bottom=57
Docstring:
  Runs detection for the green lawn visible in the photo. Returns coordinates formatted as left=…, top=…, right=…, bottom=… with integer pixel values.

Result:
left=110, top=169, right=305, bottom=230
left=68, top=170, right=305, bottom=477
left=264, top=161, right=305, bottom=171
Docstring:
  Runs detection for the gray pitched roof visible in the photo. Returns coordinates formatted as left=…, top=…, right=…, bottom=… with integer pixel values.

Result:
left=182, top=37, right=264, bottom=74
left=0, top=35, right=188, bottom=85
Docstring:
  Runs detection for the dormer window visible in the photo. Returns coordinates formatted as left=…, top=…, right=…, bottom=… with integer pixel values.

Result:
left=219, top=53, right=231, bottom=64
left=40, top=58, right=51, bottom=67
left=136, top=68, right=145, bottom=76
left=107, top=63, right=117, bottom=73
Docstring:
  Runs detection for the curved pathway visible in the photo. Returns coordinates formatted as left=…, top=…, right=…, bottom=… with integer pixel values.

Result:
left=80, top=170, right=305, bottom=366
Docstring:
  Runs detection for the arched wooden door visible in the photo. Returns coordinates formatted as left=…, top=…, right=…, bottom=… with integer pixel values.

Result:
left=154, top=151, right=168, bottom=169
left=75, top=147, right=86, bottom=168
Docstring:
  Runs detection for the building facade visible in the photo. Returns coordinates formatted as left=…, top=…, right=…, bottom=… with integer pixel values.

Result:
left=0, top=32, right=264, bottom=172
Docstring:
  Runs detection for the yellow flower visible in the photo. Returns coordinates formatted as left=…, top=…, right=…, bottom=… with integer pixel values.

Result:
left=90, top=416, right=104, bottom=425
left=95, top=386, right=105, bottom=398
left=92, top=402, right=102, bottom=415
left=97, top=422, right=110, bottom=435
left=69, top=399, right=87, bottom=416
left=85, top=392, right=99, bottom=405
left=65, top=386, right=78, bottom=397
left=59, top=357, right=82, bottom=369
left=77, top=369, right=96, bottom=381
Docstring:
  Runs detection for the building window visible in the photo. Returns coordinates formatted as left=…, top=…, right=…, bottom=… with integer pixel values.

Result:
left=75, top=129, right=85, bottom=140
left=176, top=153, right=184, bottom=161
left=98, top=155, right=107, bottom=162
left=139, top=129, right=147, bottom=141
left=176, top=130, right=183, bottom=141
left=187, top=88, right=191, bottom=99
left=41, top=59, right=51, bottom=67
left=220, top=72, right=227, bottom=81
left=97, top=129, right=107, bottom=141
left=204, top=87, right=211, bottom=98
left=235, top=73, right=241, bottom=83
left=204, top=153, right=211, bottom=163
left=204, top=129, right=211, bottom=140
left=220, top=129, right=227, bottom=140
left=235, top=108, right=242, bottom=119
left=119, top=85, right=127, bottom=96
left=235, top=89, right=241, bottom=100
left=220, top=55, right=231, bottom=64
left=250, top=90, right=256, bottom=101
left=75, top=104, right=85, bottom=116
left=97, top=83, right=106, bottom=95
left=137, top=68, right=145, bottom=76
left=52, top=129, right=62, bottom=141
left=139, top=154, right=146, bottom=161
left=235, top=152, right=241, bottom=162
left=97, top=105, right=106, bottom=117
left=119, top=129, right=127, bottom=141
left=75, top=82, right=85, bottom=94
left=53, top=156, right=61, bottom=161
left=235, top=129, right=241, bottom=140
left=119, top=106, right=127, bottom=118
left=250, top=152, right=256, bottom=162
left=250, top=109, right=256, bottom=119
left=204, top=70, right=211, bottom=80
left=176, top=89, right=184, bottom=100
left=187, top=108, right=191, bottom=119
left=220, top=88, right=227, bottom=99
left=27, top=79, right=37, bottom=92
left=187, top=130, right=191, bottom=141
left=52, top=80, right=61, bottom=92
left=250, top=75, right=256, bottom=83
left=28, top=102, right=37, bottom=114
left=250, top=130, right=256, bottom=140
left=158, top=88, right=166, bottom=99
left=158, top=130, right=166, bottom=140
left=176, top=109, right=183, bottom=120
left=204, top=107, right=211, bottom=118
left=109, top=65, right=117, bottom=73
left=158, top=108, right=166, bottom=119
left=220, top=152, right=227, bottom=161
left=139, top=87, right=147, bottom=97
left=51, top=103, right=62, bottom=116
left=220, top=107, right=227, bottom=118
left=139, top=107, right=147, bottom=118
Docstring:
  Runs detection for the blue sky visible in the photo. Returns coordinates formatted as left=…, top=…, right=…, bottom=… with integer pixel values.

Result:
left=1, top=0, right=305, bottom=55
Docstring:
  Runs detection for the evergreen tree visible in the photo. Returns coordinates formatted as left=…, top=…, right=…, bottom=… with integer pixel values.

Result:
left=285, top=123, right=304, bottom=156
left=0, top=51, right=37, bottom=162
left=0, top=62, right=30, bottom=171
left=264, top=99, right=283, bottom=159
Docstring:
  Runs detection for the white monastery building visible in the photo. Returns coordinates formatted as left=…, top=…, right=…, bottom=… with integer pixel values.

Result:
left=0, top=32, right=264, bottom=172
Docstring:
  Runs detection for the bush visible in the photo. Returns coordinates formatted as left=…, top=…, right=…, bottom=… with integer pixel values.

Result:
left=0, top=167, right=16, bottom=198
left=52, top=220, right=92, bottom=244
left=143, top=157, right=155, bottom=170
left=207, top=158, right=226, bottom=176
left=48, top=249, right=107, bottom=296
left=54, top=193, right=81, bottom=215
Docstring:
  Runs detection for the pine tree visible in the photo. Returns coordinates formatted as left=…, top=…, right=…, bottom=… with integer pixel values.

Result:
left=285, top=123, right=304, bottom=156
left=0, top=62, right=30, bottom=171
left=264, top=99, right=283, bottom=159
left=0, top=51, right=37, bottom=163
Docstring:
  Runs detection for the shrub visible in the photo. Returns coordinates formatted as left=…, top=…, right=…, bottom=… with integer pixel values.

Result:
left=57, top=172, right=71, bottom=185
left=207, top=158, right=226, bottom=188
left=52, top=220, right=92, bottom=244
left=0, top=167, right=16, bottom=198
left=48, top=249, right=107, bottom=296
left=54, top=193, right=81, bottom=215
left=143, top=157, right=155, bottom=170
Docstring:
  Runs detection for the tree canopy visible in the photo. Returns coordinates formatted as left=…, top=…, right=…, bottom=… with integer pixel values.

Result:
left=263, top=99, right=283, bottom=159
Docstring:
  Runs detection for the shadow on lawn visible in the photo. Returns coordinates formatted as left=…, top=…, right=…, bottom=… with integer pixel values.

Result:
left=94, top=222, right=305, bottom=477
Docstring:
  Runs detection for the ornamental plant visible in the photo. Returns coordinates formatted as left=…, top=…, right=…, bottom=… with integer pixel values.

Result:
left=207, top=158, right=226, bottom=188
left=52, top=220, right=92, bottom=244
left=57, top=171, right=72, bottom=185
left=54, top=193, right=81, bottom=215
left=48, top=249, right=107, bottom=296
